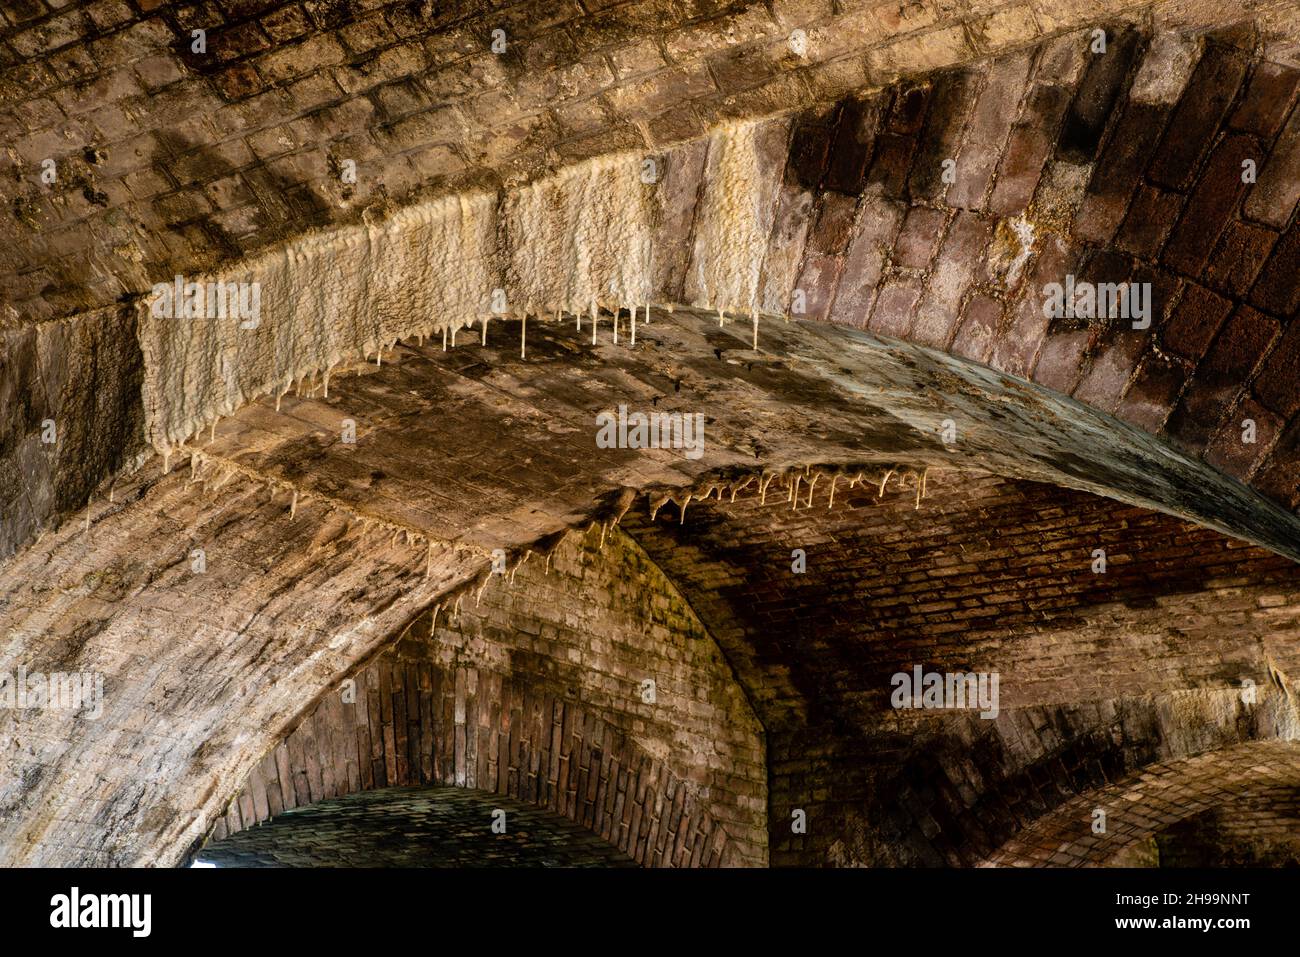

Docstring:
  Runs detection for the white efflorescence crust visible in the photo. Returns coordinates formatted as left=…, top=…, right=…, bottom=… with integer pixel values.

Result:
left=137, top=119, right=777, bottom=454
left=504, top=150, right=655, bottom=319
left=686, top=119, right=777, bottom=318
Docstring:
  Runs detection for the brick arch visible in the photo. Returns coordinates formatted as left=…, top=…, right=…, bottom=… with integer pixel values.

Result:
left=1117, top=793, right=1300, bottom=866
left=204, top=649, right=739, bottom=868
left=10, top=0, right=1298, bottom=327
left=616, top=469, right=1300, bottom=866
left=5, top=1, right=1300, bottom=877
left=12, top=22, right=1300, bottom=566
left=755, top=22, right=1300, bottom=520
left=983, top=739, right=1300, bottom=866
left=0, top=459, right=481, bottom=867
left=196, top=526, right=767, bottom=868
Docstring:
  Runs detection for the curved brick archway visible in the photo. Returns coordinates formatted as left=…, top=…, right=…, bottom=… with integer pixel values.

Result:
left=5, top=306, right=1300, bottom=868
left=753, top=22, right=1300, bottom=521
left=983, top=739, right=1300, bottom=866
left=197, top=529, right=767, bottom=869
left=9, top=18, right=1300, bottom=567
left=6, top=1, right=1299, bottom=326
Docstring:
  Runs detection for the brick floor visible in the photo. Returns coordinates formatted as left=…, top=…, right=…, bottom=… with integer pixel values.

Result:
left=195, top=786, right=637, bottom=867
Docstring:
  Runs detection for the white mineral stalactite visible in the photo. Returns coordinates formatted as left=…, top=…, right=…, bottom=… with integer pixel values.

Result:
left=685, top=119, right=778, bottom=328
left=137, top=119, right=778, bottom=454
left=504, top=148, right=655, bottom=330
left=139, top=189, right=498, bottom=452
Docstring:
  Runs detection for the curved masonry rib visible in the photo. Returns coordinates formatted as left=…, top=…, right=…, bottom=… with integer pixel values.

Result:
left=137, top=120, right=778, bottom=454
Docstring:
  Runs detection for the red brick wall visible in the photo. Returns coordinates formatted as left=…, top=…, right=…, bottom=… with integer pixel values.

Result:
left=210, top=527, right=767, bottom=866
left=622, top=470, right=1300, bottom=865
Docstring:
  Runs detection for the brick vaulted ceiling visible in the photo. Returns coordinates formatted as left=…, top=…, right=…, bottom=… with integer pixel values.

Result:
left=2, top=1, right=1300, bottom=869
left=0, top=0, right=1297, bottom=323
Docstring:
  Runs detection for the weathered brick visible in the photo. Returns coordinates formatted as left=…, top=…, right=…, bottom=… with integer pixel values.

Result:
left=823, top=94, right=884, bottom=194
left=257, top=34, right=346, bottom=86
left=1166, top=306, right=1280, bottom=450
left=605, top=63, right=714, bottom=120
left=608, top=38, right=666, bottom=80
left=11, top=12, right=86, bottom=58
left=969, top=4, right=1039, bottom=54
left=1056, top=26, right=1142, bottom=164
left=1204, top=220, right=1279, bottom=297
left=887, top=82, right=932, bottom=135
left=947, top=51, right=1032, bottom=209
left=1231, top=63, right=1300, bottom=138
left=53, top=67, right=142, bottom=114
left=1114, top=351, right=1188, bottom=434
left=644, top=103, right=705, bottom=145
left=1072, top=326, right=1149, bottom=412
left=989, top=83, right=1071, bottom=216
left=659, top=5, right=778, bottom=62
left=828, top=196, right=904, bottom=328
left=1249, top=222, right=1300, bottom=317
left=380, top=106, right=464, bottom=151
left=794, top=191, right=857, bottom=320
left=261, top=6, right=311, bottom=44
left=1252, top=319, right=1300, bottom=416
left=1205, top=396, right=1282, bottom=480
left=1162, top=284, right=1233, bottom=362
left=1243, top=104, right=1300, bottom=229
left=786, top=113, right=833, bottom=189
left=911, top=210, right=993, bottom=347
left=1132, top=266, right=1185, bottom=340
left=707, top=39, right=789, bottom=95
left=1130, top=30, right=1200, bottom=106
left=214, top=21, right=272, bottom=62
left=1161, top=134, right=1257, bottom=277
left=1148, top=44, right=1249, bottom=191
left=1252, top=417, right=1300, bottom=508
left=865, top=24, right=973, bottom=79
left=907, top=68, right=979, bottom=204
left=133, top=53, right=186, bottom=92
left=893, top=206, right=948, bottom=269
left=865, top=131, right=918, bottom=197
left=1073, top=102, right=1169, bottom=243
left=949, top=293, right=1003, bottom=362
left=867, top=276, right=923, bottom=338
left=1114, top=185, right=1183, bottom=260
left=1031, top=325, right=1091, bottom=393
left=989, top=234, right=1075, bottom=377
left=375, top=78, right=428, bottom=119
